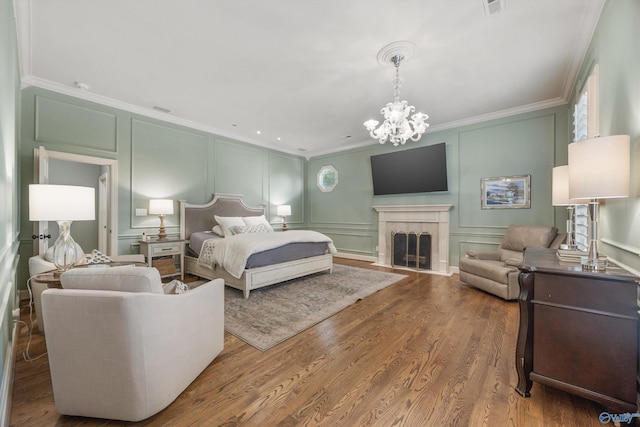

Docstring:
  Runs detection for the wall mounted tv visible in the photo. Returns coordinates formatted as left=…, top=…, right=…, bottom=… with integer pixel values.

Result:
left=370, top=142, right=448, bottom=196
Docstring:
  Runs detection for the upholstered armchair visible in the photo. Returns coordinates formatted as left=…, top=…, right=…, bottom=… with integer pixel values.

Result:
left=459, top=225, right=563, bottom=300
left=41, top=266, right=224, bottom=422
left=28, top=252, right=145, bottom=333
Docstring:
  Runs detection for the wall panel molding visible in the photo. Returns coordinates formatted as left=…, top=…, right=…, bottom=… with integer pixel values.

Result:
left=35, top=96, right=117, bottom=153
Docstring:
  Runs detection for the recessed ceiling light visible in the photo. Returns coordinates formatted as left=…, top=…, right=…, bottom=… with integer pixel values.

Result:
left=277, top=137, right=281, bottom=141
left=256, top=131, right=261, bottom=135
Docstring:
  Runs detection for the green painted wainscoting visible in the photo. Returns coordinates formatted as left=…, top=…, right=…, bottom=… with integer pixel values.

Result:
left=18, top=87, right=307, bottom=291
left=307, top=105, right=571, bottom=270
left=0, top=0, right=22, bottom=423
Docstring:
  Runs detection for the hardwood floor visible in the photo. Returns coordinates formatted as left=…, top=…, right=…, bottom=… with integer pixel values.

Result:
left=10, top=259, right=606, bottom=426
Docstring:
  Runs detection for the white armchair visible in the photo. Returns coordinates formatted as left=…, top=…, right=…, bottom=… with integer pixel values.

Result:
left=42, top=266, right=224, bottom=422
left=28, top=252, right=146, bottom=333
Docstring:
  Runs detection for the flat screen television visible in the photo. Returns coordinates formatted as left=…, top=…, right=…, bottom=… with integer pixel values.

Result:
left=370, top=142, right=448, bottom=196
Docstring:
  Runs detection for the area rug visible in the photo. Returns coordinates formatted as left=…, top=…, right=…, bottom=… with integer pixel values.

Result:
left=224, top=264, right=407, bottom=351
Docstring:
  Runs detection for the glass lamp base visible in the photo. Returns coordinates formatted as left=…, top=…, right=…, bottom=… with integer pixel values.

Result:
left=53, top=220, right=81, bottom=272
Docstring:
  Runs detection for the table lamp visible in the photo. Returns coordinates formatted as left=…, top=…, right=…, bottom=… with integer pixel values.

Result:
left=29, top=184, right=96, bottom=272
left=149, top=199, right=174, bottom=240
left=552, top=165, right=588, bottom=249
left=568, top=135, right=630, bottom=271
left=276, top=205, right=291, bottom=231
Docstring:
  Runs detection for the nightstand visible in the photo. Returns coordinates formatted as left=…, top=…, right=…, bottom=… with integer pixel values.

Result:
left=139, top=239, right=186, bottom=280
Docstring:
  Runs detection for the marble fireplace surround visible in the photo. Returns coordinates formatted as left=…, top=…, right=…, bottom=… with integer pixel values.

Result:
left=373, top=205, right=453, bottom=276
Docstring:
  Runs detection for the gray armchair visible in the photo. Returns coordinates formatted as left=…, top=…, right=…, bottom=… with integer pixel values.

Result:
left=459, top=225, right=563, bottom=300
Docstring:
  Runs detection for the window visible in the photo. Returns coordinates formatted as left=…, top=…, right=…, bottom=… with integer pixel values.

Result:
left=573, top=64, right=599, bottom=142
left=571, top=64, right=599, bottom=251
left=317, top=165, right=338, bottom=192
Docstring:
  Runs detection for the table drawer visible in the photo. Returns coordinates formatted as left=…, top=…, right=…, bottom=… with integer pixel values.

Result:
left=151, top=244, right=181, bottom=256
left=534, top=272, right=637, bottom=316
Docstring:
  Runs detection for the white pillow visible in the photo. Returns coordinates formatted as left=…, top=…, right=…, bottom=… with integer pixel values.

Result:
left=211, top=225, right=225, bottom=237
left=243, top=215, right=273, bottom=232
left=230, top=224, right=271, bottom=234
left=214, top=216, right=245, bottom=237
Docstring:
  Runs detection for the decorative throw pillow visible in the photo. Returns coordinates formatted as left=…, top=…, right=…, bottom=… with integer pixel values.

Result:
left=230, top=224, right=271, bottom=234
left=214, top=215, right=245, bottom=237
left=84, top=249, right=114, bottom=264
left=242, top=215, right=274, bottom=232
left=162, top=279, right=190, bottom=294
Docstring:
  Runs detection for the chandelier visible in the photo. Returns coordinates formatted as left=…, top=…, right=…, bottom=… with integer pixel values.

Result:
left=364, top=52, right=429, bottom=146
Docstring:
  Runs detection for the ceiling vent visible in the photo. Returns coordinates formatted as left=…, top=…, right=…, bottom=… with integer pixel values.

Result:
left=152, top=105, right=171, bottom=114
left=483, top=0, right=505, bottom=15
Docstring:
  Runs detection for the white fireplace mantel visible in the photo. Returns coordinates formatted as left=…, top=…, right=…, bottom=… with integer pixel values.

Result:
left=373, top=204, right=453, bottom=276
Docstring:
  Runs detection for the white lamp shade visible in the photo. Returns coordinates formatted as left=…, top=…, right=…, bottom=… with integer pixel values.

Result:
left=568, top=135, right=630, bottom=199
left=552, top=166, right=589, bottom=206
left=29, top=184, right=95, bottom=221
left=276, top=205, right=291, bottom=216
left=149, top=199, right=174, bottom=215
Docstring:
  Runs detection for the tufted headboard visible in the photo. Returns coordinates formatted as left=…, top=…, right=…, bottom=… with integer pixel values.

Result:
left=179, top=194, right=265, bottom=240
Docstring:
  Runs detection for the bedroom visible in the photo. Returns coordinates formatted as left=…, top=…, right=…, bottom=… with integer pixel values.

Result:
left=1, top=0, right=639, bottom=425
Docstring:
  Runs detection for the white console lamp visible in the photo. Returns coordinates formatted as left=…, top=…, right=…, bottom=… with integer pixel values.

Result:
left=568, top=135, right=630, bottom=271
left=149, top=199, right=174, bottom=241
left=552, top=165, right=588, bottom=249
left=29, top=184, right=96, bottom=273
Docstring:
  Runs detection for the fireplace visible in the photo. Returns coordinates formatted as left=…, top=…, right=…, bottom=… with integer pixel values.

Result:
left=373, top=204, right=453, bottom=276
left=392, top=231, right=431, bottom=270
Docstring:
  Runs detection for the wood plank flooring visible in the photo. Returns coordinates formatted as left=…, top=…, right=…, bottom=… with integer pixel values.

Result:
left=10, top=259, right=606, bottom=426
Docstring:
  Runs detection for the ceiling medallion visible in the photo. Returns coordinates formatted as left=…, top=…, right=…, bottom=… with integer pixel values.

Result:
left=364, top=41, right=429, bottom=146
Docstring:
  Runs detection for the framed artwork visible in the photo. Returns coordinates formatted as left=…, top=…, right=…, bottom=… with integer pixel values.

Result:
left=481, top=175, right=530, bottom=209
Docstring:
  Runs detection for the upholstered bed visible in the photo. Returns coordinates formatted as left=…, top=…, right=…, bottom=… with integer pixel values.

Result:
left=179, top=194, right=335, bottom=298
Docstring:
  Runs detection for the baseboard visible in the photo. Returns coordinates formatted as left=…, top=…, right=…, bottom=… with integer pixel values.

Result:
left=0, top=322, right=18, bottom=426
left=333, top=252, right=377, bottom=263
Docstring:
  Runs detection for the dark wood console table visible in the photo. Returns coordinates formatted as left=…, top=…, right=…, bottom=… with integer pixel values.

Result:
left=516, top=248, right=639, bottom=412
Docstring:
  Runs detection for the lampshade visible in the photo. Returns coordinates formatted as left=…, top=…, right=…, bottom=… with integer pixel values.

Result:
left=552, top=166, right=589, bottom=206
left=149, top=199, right=174, bottom=215
left=29, top=184, right=95, bottom=221
left=276, top=205, right=291, bottom=217
left=568, top=135, right=630, bottom=199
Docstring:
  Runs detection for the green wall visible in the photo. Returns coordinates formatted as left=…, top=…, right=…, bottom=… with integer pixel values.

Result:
left=571, top=0, right=640, bottom=274
left=15, top=1, right=640, bottom=288
left=18, top=87, right=306, bottom=289
left=308, top=106, right=570, bottom=268
left=0, top=0, right=21, bottom=419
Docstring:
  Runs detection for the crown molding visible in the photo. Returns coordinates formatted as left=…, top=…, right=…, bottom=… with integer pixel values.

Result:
left=24, top=76, right=568, bottom=160
left=21, top=77, right=305, bottom=158
left=559, top=0, right=606, bottom=101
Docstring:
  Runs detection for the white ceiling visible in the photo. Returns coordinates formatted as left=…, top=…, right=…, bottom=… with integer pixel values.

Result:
left=15, top=0, right=605, bottom=158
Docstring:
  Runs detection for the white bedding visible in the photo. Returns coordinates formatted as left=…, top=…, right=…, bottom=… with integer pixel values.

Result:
left=197, top=230, right=337, bottom=278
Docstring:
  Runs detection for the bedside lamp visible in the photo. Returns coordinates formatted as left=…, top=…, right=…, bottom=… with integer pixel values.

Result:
left=552, top=165, right=588, bottom=249
left=29, top=184, right=96, bottom=272
left=149, top=199, right=174, bottom=241
left=568, top=135, right=630, bottom=271
left=276, top=205, right=291, bottom=231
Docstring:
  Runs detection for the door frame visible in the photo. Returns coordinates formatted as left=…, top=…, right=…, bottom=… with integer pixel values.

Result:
left=34, top=146, right=119, bottom=256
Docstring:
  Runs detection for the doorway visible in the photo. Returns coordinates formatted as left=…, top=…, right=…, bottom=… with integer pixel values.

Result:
left=33, top=146, right=118, bottom=256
